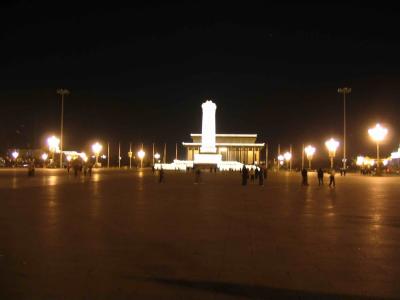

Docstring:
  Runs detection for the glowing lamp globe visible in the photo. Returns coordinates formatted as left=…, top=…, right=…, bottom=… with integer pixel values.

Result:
left=368, top=123, right=388, bottom=142
left=138, top=150, right=145, bottom=159
left=12, top=151, right=19, bottom=160
left=92, top=142, right=103, bottom=155
left=47, top=136, right=60, bottom=152
left=283, top=152, right=292, bottom=161
left=154, top=153, right=160, bottom=160
left=41, top=153, right=48, bottom=161
left=325, top=138, right=340, bottom=157
left=304, top=145, right=316, bottom=160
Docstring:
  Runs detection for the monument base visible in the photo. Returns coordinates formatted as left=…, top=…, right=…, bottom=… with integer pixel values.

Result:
left=194, top=153, right=222, bottom=166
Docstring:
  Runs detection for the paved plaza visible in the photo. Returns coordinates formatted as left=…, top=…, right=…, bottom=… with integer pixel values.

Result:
left=1, top=169, right=400, bottom=299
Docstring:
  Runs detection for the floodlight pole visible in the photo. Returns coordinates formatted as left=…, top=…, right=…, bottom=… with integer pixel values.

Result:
left=57, top=88, right=70, bottom=168
left=107, top=142, right=110, bottom=168
left=338, top=87, right=351, bottom=171
left=152, top=143, right=155, bottom=166
left=277, top=144, right=280, bottom=171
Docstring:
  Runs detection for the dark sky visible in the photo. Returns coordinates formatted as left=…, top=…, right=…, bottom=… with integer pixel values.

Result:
left=1, top=2, right=400, bottom=162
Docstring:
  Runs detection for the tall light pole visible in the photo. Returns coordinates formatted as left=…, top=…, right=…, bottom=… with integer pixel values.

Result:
left=368, top=123, right=388, bottom=175
left=338, top=87, right=351, bottom=171
left=107, top=142, right=110, bottom=168
left=128, top=143, right=132, bottom=169
left=57, top=88, right=70, bottom=168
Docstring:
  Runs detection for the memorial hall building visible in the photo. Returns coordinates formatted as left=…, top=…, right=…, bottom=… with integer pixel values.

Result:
left=183, top=134, right=265, bottom=165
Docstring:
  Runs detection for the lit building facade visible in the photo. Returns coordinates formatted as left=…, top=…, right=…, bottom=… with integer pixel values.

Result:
left=183, top=134, right=264, bottom=165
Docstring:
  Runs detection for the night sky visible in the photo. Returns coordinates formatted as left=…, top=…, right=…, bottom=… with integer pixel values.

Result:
left=1, top=2, right=400, bottom=162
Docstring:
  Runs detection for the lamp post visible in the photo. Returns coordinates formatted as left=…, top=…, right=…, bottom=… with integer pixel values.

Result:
left=128, top=143, right=133, bottom=169
left=92, top=142, right=103, bottom=167
left=304, top=145, right=316, bottom=170
left=368, top=123, right=388, bottom=175
left=278, top=154, right=284, bottom=169
left=47, top=135, right=60, bottom=167
left=56, top=88, right=70, bottom=168
left=325, top=138, right=340, bottom=169
left=138, top=149, right=145, bottom=168
left=41, top=153, right=48, bottom=168
left=154, top=153, right=161, bottom=163
left=338, top=87, right=351, bottom=171
left=283, top=152, right=292, bottom=170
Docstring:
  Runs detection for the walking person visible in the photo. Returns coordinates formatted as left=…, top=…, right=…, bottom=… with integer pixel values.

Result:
left=194, top=167, right=201, bottom=184
left=301, top=168, right=308, bottom=186
left=329, top=169, right=336, bottom=188
left=159, top=167, right=164, bottom=183
left=317, top=168, right=324, bottom=186
left=250, top=167, right=255, bottom=184
left=241, top=165, right=248, bottom=186
left=88, top=163, right=93, bottom=177
left=258, top=167, right=264, bottom=186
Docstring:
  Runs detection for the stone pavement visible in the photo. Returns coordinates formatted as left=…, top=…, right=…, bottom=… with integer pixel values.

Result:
left=1, top=169, right=400, bottom=299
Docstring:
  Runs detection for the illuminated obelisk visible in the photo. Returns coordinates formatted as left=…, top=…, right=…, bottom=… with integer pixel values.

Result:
left=200, top=100, right=217, bottom=153
left=194, top=100, right=222, bottom=165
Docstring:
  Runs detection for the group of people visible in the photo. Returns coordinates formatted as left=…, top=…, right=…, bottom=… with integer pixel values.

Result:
left=242, top=165, right=266, bottom=186
left=301, top=168, right=336, bottom=187
left=70, top=159, right=94, bottom=177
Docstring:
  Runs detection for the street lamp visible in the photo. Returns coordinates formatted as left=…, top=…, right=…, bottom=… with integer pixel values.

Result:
left=304, top=145, right=316, bottom=169
left=41, top=153, right=48, bottom=168
left=283, top=152, right=292, bottom=170
left=154, top=152, right=161, bottom=163
left=338, top=87, right=351, bottom=171
left=138, top=149, right=145, bottom=168
left=12, top=151, right=19, bottom=160
left=92, top=142, right=103, bottom=167
left=325, top=138, right=340, bottom=169
left=56, top=88, right=70, bottom=168
left=47, top=135, right=60, bottom=166
left=277, top=154, right=284, bottom=168
left=368, top=123, right=388, bottom=175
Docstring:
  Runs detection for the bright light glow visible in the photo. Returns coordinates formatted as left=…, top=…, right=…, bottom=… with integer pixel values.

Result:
left=47, top=136, right=60, bottom=153
left=283, top=152, right=292, bottom=161
left=12, top=151, right=19, bottom=159
left=41, top=153, right=48, bottom=161
left=101, top=155, right=107, bottom=159
left=304, top=145, right=316, bottom=160
left=92, top=142, right=102, bottom=155
left=80, top=152, right=88, bottom=162
left=325, top=138, right=340, bottom=157
left=137, top=149, right=145, bottom=159
left=200, top=100, right=217, bottom=153
left=356, top=156, right=365, bottom=166
left=383, top=159, right=389, bottom=166
left=66, top=155, right=72, bottom=162
left=154, top=153, right=161, bottom=160
left=391, top=151, right=400, bottom=159
left=368, top=123, right=388, bottom=142
left=277, top=155, right=284, bottom=161
left=194, top=153, right=222, bottom=164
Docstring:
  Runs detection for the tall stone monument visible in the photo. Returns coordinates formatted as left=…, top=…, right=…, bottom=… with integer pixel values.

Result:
left=194, top=100, right=222, bottom=166
left=200, top=100, right=217, bottom=153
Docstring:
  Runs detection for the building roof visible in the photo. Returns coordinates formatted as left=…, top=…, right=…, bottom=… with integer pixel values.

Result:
left=190, top=133, right=259, bottom=144
left=182, top=142, right=265, bottom=147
